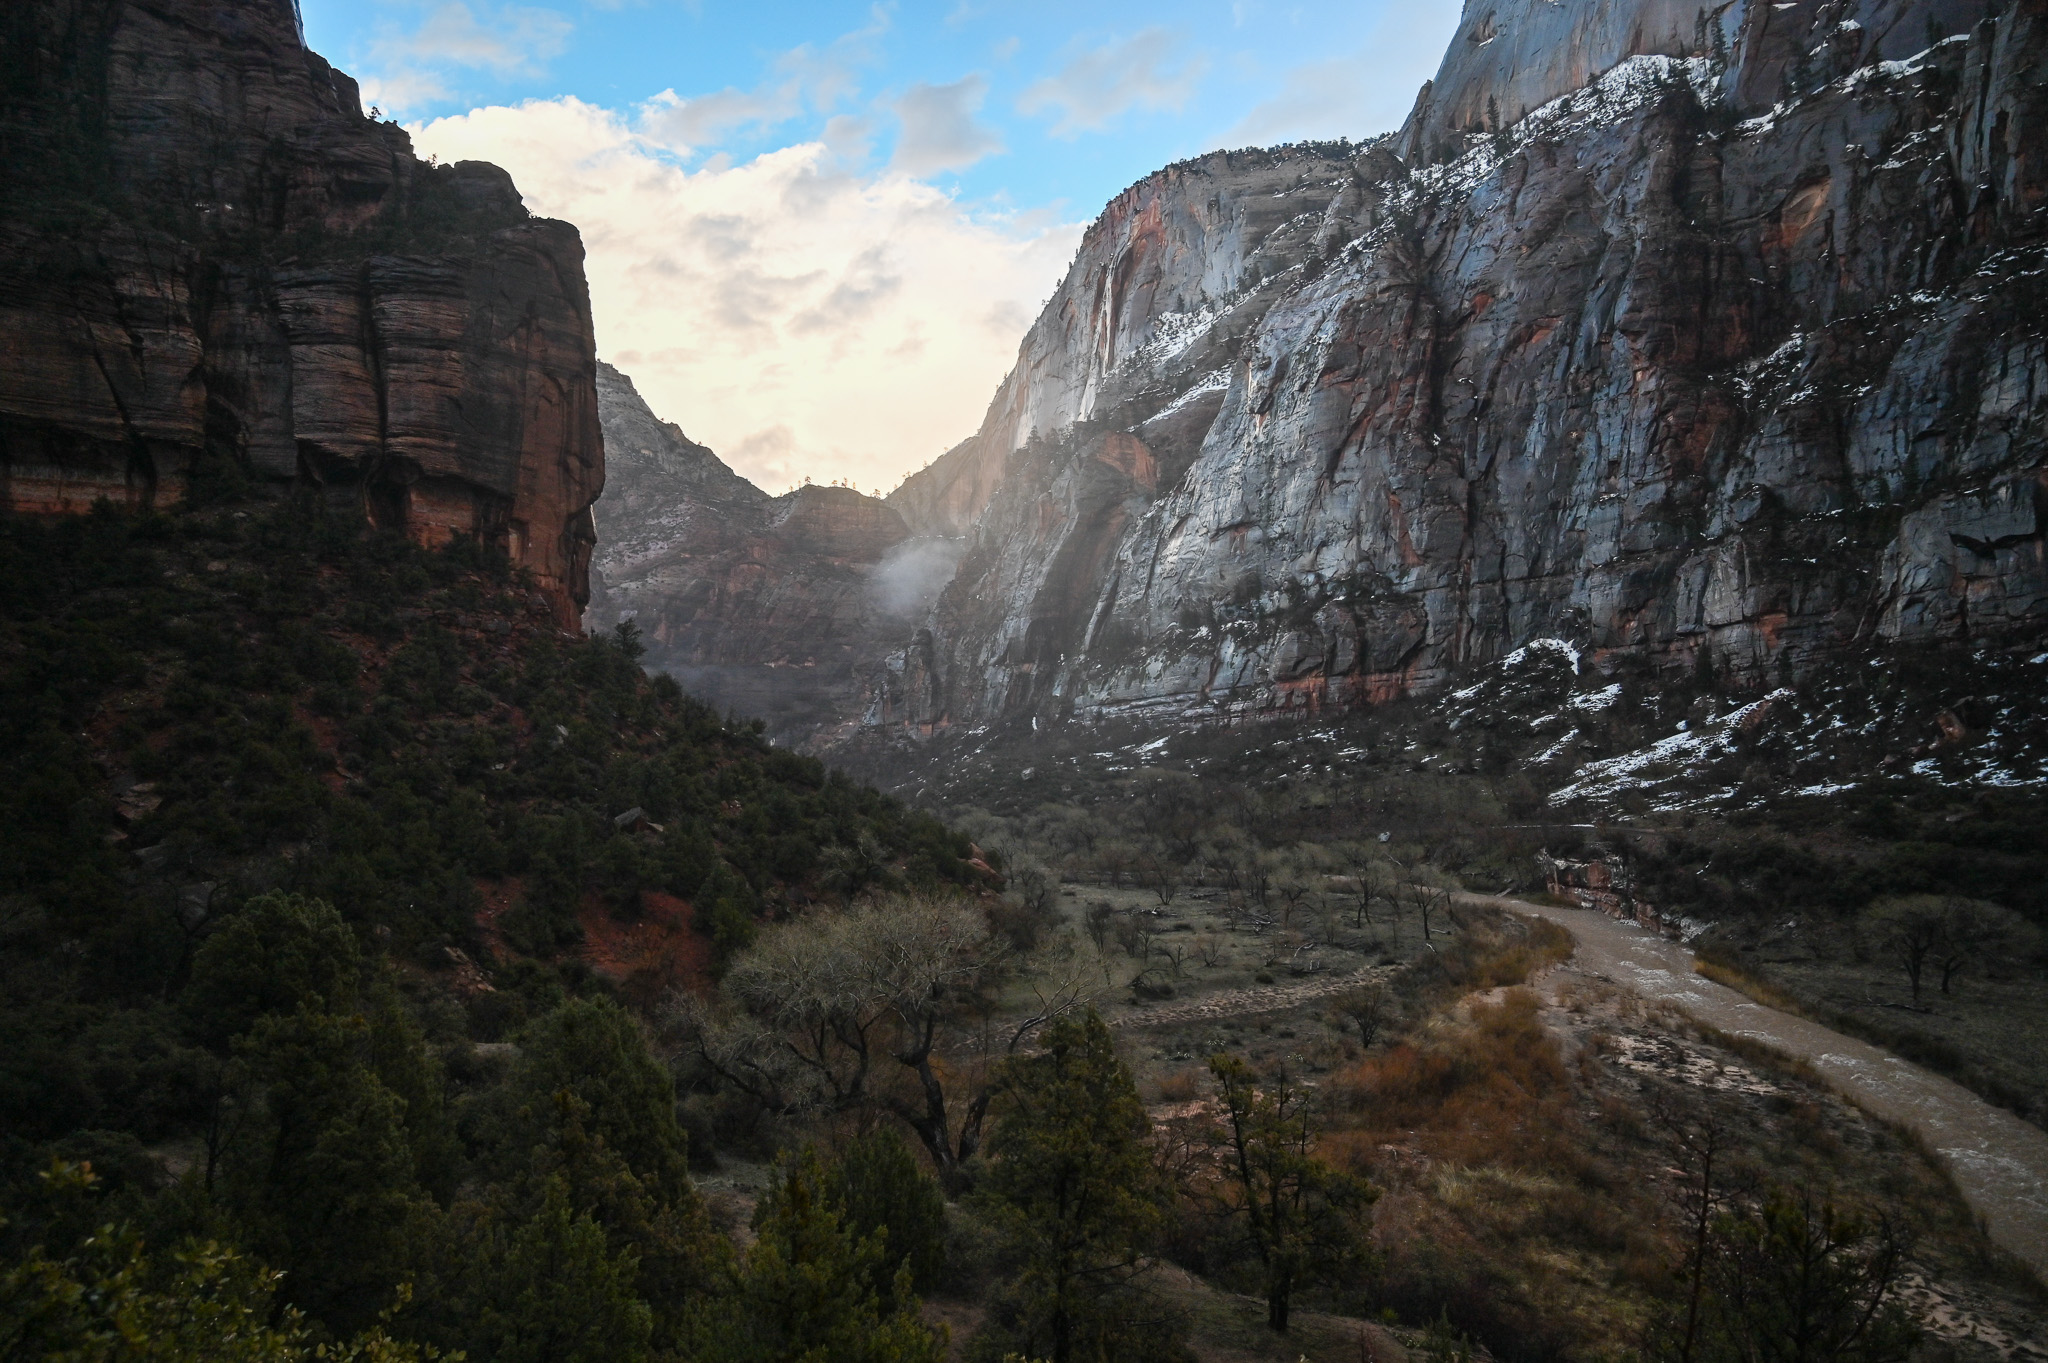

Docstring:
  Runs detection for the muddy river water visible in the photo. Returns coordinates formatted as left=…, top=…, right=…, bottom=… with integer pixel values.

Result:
left=1491, top=896, right=2048, bottom=1283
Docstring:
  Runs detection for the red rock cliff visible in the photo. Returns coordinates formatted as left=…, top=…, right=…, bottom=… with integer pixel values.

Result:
left=0, top=0, right=603, bottom=623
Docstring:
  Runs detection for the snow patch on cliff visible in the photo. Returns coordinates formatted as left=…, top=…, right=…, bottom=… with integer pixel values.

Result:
left=1144, top=368, right=1233, bottom=424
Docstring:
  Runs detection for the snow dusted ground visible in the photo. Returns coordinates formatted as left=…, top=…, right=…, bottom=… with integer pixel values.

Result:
left=886, top=637, right=2048, bottom=823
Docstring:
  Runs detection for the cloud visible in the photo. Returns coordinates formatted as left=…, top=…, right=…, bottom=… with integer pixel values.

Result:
left=358, top=68, right=450, bottom=115
left=361, top=2, right=571, bottom=114
left=890, top=75, right=1004, bottom=176
left=638, top=84, right=799, bottom=152
left=638, top=13, right=887, bottom=156
left=1017, top=28, right=1206, bottom=137
left=411, top=98, right=1082, bottom=493
left=1224, top=9, right=1461, bottom=145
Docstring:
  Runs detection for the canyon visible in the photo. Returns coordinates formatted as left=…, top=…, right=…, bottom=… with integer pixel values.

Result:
left=588, top=362, right=960, bottom=733
left=0, top=0, right=604, bottom=622
left=588, top=0, right=2047, bottom=753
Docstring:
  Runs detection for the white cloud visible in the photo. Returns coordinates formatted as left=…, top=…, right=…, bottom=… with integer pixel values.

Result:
left=638, top=84, right=799, bottom=153
left=635, top=13, right=886, bottom=156
left=411, top=98, right=1082, bottom=493
left=362, top=2, right=571, bottom=114
left=1017, top=28, right=1206, bottom=137
left=359, top=69, right=450, bottom=116
left=890, top=75, right=1004, bottom=176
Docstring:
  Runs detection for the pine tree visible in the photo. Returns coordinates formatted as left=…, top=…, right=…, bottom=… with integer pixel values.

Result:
left=828, top=1127, right=949, bottom=1304
left=690, top=1150, right=943, bottom=1363
left=514, top=997, right=693, bottom=1200
left=1207, top=1055, right=1377, bottom=1332
left=473, top=1179, right=653, bottom=1363
left=973, top=1011, right=1184, bottom=1363
left=695, top=861, right=759, bottom=966
left=220, top=1009, right=424, bottom=1333
left=181, top=892, right=360, bottom=1045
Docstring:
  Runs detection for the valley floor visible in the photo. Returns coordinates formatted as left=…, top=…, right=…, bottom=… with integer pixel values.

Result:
left=882, top=874, right=2048, bottom=1360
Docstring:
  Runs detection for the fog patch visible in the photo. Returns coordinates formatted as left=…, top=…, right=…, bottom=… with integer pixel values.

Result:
left=871, top=536, right=964, bottom=618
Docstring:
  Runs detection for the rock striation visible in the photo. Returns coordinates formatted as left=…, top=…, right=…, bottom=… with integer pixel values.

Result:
left=0, top=0, right=603, bottom=622
left=586, top=364, right=960, bottom=739
left=860, top=0, right=2046, bottom=739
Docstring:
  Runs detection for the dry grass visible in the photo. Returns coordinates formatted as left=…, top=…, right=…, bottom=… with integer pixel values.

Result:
left=1328, top=991, right=1577, bottom=1171
left=1312, top=990, right=1667, bottom=1356
left=1693, top=957, right=1807, bottom=1015
left=1153, top=1066, right=1207, bottom=1104
left=1437, top=911, right=1574, bottom=991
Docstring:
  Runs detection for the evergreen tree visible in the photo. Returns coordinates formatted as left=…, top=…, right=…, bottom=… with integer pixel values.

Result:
left=363, top=989, right=458, bottom=1202
left=827, top=1127, right=949, bottom=1304
left=181, top=893, right=360, bottom=1045
left=497, top=998, right=725, bottom=1348
left=0, top=1161, right=444, bottom=1363
left=1669, top=1186, right=1919, bottom=1363
left=473, top=1178, right=653, bottom=1363
left=515, top=1089, right=727, bottom=1348
left=1207, top=1054, right=1376, bottom=1332
left=513, top=997, right=692, bottom=1200
left=696, top=861, right=759, bottom=967
left=973, top=1011, right=1184, bottom=1363
left=690, top=1150, right=944, bottom=1363
left=219, top=1009, right=424, bottom=1333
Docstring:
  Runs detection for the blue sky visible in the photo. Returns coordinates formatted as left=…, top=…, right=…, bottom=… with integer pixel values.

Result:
left=298, top=0, right=1460, bottom=492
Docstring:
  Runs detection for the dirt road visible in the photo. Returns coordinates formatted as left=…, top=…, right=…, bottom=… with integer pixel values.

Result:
left=1485, top=895, right=2048, bottom=1284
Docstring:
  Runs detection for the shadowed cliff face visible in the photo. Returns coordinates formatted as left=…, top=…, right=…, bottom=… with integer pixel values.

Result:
left=586, top=364, right=959, bottom=742
left=856, top=0, right=2045, bottom=740
left=0, top=0, right=603, bottom=622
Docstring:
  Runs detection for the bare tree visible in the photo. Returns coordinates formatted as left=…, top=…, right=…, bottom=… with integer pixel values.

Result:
left=1646, top=1084, right=1728, bottom=1363
left=1864, top=896, right=1946, bottom=1004
left=667, top=894, right=1088, bottom=1186
left=1344, top=847, right=1385, bottom=930
left=1095, top=840, right=1141, bottom=889
left=1404, top=877, right=1450, bottom=946
left=1205, top=837, right=1248, bottom=911
left=1241, top=849, right=1274, bottom=912
left=1133, top=770, right=1213, bottom=865
left=1273, top=869, right=1314, bottom=931
left=1160, top=939, right=1189, bottom=978
left=1084, top=900, right=1116, bottom=954
left=1330, top=983, right=1389, bottom=1047
left=1135, top=843, right=1184, bottom=909
left=1929, top=897, right=2028, bottom=996
left=1115, top=909, right=1161, bottom=962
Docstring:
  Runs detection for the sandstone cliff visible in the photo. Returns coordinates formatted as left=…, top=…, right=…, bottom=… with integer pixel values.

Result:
left=0, top=0, right=603, bottom=621
left=864, top=0, right=2045, bottom=737
left=586, top=364, right=960, bottom=739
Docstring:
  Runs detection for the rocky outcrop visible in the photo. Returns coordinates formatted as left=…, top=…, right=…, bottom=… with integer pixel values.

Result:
left=586, top=364, right=960, bottom=740
left=0, top=0, right=602, bottom=622
left=884, top=143, right=1378, bottom=539
left=864, top=0, right=2045, bottom=738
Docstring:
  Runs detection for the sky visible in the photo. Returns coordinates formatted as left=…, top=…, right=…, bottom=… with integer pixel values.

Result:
left=299, top=1, right=1460, bottom=495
